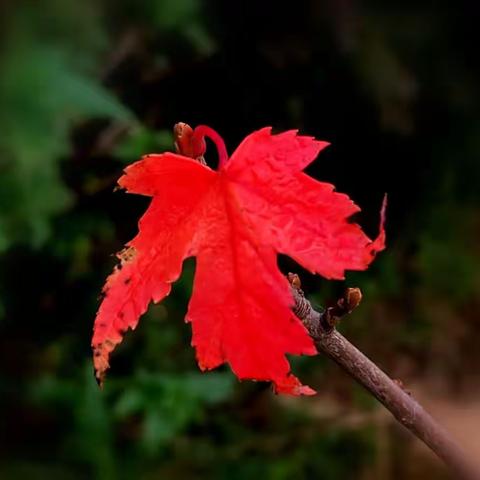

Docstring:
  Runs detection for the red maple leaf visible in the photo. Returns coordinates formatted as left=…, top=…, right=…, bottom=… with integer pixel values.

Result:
left=92, top=125, right=385, bottom=395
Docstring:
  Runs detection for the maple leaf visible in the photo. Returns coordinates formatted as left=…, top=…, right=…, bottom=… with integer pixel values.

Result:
left=92, top=125, right=385, bottom=395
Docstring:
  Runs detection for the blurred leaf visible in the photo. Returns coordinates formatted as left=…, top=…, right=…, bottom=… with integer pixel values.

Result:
left=114, top=388, right=144, bottom=418
left=72, top=367, right=116, bottom=480
left=113, top=370, right=233, bottom=454
left=0, top=28, right=133, bottom=250
left=142, top=410, right=177, bottom=454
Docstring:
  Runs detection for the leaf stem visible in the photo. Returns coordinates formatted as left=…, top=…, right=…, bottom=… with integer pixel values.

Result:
left=192, top=125, right=229, bottom=168
left=290, top=281, right=480, bottom=480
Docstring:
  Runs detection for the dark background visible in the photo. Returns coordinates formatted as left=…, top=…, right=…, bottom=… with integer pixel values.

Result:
left=0, top=1, right=479, bottom=478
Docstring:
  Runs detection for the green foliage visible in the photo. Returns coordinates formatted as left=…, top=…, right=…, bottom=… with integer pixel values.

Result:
left=31, top=367, right=116, bottom=479
left=114, top=371, right=234, bottom=455
left=30, top=366, right=234, bottom=478
left=0, top=3, right=133, bottom=250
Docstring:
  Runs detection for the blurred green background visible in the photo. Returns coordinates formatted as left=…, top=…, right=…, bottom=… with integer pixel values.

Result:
left=0, top=1, right=479, bottom=479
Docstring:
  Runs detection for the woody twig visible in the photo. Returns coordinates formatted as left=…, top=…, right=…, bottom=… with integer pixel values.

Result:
left=288, top=273, right=480, bottom=480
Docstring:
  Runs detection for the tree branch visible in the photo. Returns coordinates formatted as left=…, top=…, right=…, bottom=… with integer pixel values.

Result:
left=289, top=275, right=480, bottom=480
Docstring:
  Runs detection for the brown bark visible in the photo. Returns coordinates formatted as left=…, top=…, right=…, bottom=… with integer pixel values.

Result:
left=290, top=281, right=480, bottom=480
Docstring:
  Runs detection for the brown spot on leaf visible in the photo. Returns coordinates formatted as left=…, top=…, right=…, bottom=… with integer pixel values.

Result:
left=118, top=246, right=137, bottom=263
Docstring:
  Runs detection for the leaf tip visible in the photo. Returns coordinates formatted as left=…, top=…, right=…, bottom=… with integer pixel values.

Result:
left=371, top=193, right=388, bottom=253
left=92, top=343, right=111, bottom=389
left=93, top=367, right=105, bottom=389
left=273, top=374, right=317, bottom=396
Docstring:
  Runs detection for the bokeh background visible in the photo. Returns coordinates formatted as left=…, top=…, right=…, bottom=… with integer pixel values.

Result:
left=0, top=1, right=479, bottom=479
